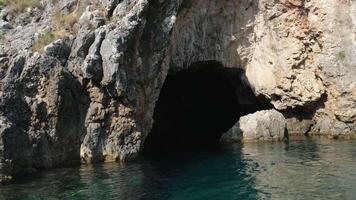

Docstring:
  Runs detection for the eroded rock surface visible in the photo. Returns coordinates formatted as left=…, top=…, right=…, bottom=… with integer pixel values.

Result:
left=221, top=110, right=287, bottom=143
left=0, top=0, right=355, bottom=181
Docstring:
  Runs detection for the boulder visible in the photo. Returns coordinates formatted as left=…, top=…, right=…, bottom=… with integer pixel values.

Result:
left=221, top=110, right=287, bottom=143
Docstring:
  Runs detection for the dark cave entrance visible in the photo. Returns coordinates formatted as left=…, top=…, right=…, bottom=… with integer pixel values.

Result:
left=143, top=61, right=270, bottom=155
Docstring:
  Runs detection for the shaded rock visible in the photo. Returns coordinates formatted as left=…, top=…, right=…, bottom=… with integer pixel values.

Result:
left=0, top=56, right=8, bottom=65
left=44, top=38, right=72, bottom=64
left=81, top=28, right=106, bottom=81
left=80, top=122, right=103, bottom=163
left=286, top=117, right=314, bottom=136
left=0, top=116, right=33, bottom=183
left=67, top=28, right=95, bottom=77
left=0, top=53, right=88, bottom=180
left=0, top=20, right=12, bottom=30
left=220, top=124, right=243, bottom=144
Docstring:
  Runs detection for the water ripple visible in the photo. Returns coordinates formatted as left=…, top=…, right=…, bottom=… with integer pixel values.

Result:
left=1, top=138, right=356, bottom=199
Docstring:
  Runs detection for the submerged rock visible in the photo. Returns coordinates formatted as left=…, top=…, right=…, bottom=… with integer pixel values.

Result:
left=221, top=110, right=287, bottom=143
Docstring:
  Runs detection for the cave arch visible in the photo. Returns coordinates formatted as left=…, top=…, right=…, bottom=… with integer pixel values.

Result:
left=143, top=61, right=269, bottom=155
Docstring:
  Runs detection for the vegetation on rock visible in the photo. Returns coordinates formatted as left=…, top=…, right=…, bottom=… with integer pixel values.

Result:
left=31, top=0, right=106, bottom=52
left=32, top=31, right=58, bottom=52
left=337, top=51, right=346, bottom=61
left=0, top=0, right=41, bottom=14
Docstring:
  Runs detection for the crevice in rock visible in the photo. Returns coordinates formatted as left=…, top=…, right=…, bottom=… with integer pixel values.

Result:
left=107, top=0, right=123, bottom=19
left=143, top=61, right=271, bottom=155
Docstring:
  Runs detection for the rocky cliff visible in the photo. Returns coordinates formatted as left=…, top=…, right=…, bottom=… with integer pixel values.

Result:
left=0, top=0, right=355, bottom=181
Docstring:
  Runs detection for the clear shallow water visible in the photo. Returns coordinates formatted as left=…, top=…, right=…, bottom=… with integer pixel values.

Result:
left=2, top=138, right=356, bottom=200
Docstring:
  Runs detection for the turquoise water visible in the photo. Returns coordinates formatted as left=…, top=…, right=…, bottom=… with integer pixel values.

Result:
left=2, top=138, right=356, bottom=200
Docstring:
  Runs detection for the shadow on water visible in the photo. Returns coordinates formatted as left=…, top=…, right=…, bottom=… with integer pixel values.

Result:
left=3, top=139, right=356, bottom=200
left=138, top=144, right=259, bottom=200
left=0, top=144, right=258, bottom=200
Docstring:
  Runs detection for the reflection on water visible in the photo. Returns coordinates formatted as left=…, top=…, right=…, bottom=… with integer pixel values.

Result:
left=1, top=138, right=356, bottom=200
left=243, top=138, right=356, bottom=199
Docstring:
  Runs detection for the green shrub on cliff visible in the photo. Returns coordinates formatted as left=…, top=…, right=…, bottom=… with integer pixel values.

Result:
left=0, top=0, right=6, bottom=6
left=32, top=1, right=79, bottom=52
left=52, top=11, right=80, bottom=33
left=32, top=0, right=107, bottom=52
left=52, top=0, right=107, bottom=33
left=32, top=31, right=63, bottom=52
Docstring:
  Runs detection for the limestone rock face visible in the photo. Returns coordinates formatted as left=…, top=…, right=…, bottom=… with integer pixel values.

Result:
left=0, top=0, right=356, bottom=180
left=221, top=110, right=287, bottom=143
left=0, top=53, right=87, bottom=182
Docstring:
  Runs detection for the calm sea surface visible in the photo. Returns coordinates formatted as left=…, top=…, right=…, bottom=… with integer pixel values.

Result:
left=2, top=138, right=356, bottom=200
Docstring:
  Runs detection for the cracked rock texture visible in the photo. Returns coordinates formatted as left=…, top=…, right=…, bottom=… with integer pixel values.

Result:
left=0, top=0, right=356, bottom=181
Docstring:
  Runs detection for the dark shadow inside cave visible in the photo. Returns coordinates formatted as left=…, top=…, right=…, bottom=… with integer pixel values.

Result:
left=143, top=61, right=271, bottom=155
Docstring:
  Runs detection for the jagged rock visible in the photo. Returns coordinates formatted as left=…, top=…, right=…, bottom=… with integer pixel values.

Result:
left=0, top=53, right=87, bottom=181
left=0, top=7, right=13, bottom=22
left=221, top=110, right=287, bottom=143
left=44, top=38, right=72, bottom=64
left=81, top=28, right=105, bottom=81
left=79, top=5, right=106, bottom=29
left=100, top=0, right=120, bottom=12
left=0, top=56, right=8, bottom=64
left=0, top=0, right=356, bottom=181
left=57, top=0, right=78, bottom=13
left=0, top=116, right=33, bottom=183
left=80, top=122, right=103, bottom=163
